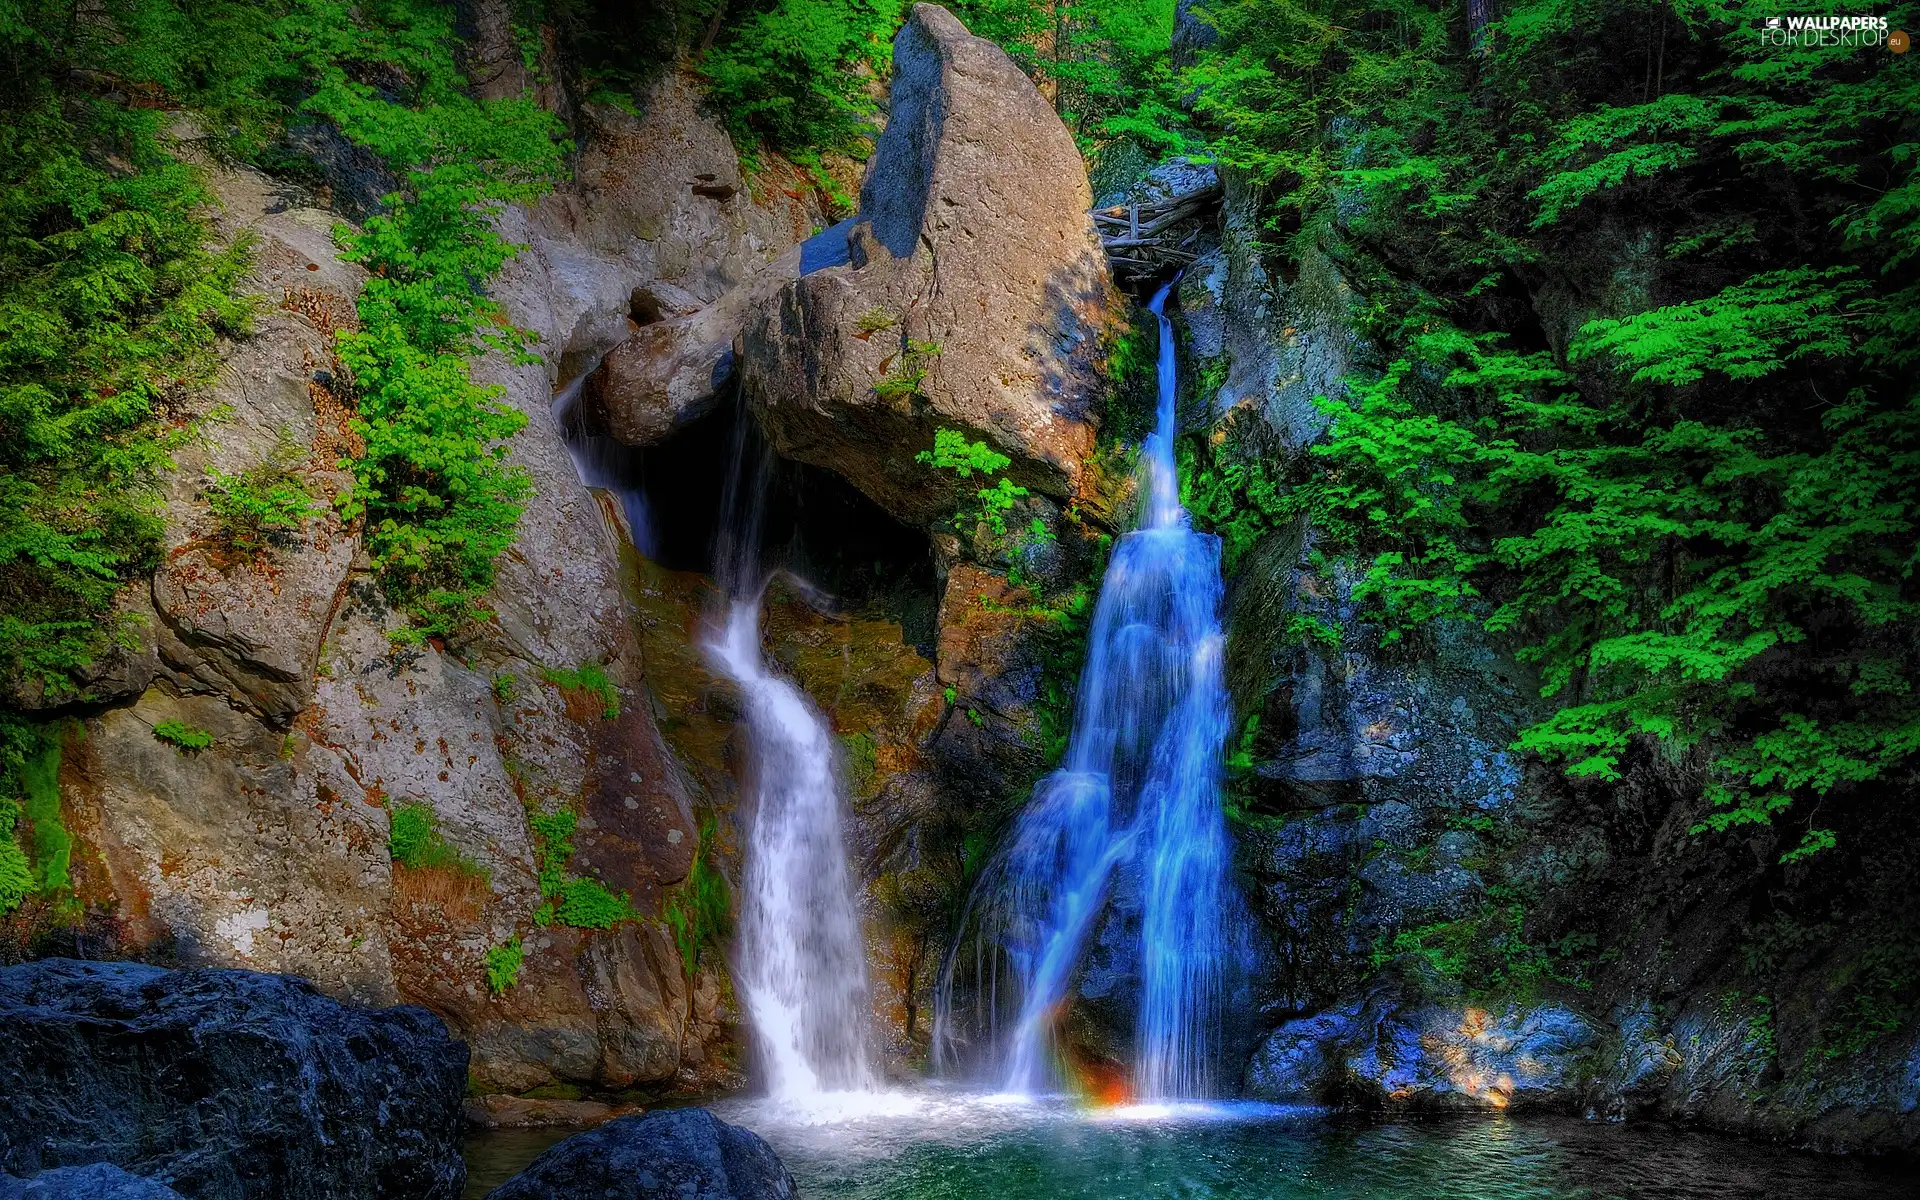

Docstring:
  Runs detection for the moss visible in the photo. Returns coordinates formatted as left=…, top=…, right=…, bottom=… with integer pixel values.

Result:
left=663, top=817, right=733, bottom=976
left=388, top=802, right=488, bottom=879
left=152, top=720, right=215, bottom=750
left=541, top=662, right=620, bottom=720
left=839, top=732, right=878, bottom=795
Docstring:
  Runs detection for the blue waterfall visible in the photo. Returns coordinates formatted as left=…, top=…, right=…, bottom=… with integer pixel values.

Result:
left=940, top=282, right=1245, bottom=1100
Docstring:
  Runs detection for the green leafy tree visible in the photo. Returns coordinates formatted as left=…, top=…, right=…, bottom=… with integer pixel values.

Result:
left=1188, top=0, right=1920, bottom=867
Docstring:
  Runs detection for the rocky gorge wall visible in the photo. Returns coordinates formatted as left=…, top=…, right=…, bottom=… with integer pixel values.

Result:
left=7, top=41, right=846, bottom=1098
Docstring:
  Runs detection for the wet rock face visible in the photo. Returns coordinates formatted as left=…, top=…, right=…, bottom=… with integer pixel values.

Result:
left=484, top=1109, right=796, bottom=1200
left=0, top=1164, right=186, bottom=1199
left=0, top=960, right=468, bottom=1200
left=743, top=2, right=1124, bottom=526
left=1243, top=980, right=1599, bottom=1111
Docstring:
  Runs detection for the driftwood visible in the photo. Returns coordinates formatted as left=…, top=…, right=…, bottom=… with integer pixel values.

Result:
left=1095, top=180, right=1222, bottom=280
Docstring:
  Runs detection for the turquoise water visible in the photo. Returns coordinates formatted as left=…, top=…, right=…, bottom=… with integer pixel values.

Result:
left=704, top=1093, right=1917, bottom=1200
left=464, top=1091, right=1919, bottom=1198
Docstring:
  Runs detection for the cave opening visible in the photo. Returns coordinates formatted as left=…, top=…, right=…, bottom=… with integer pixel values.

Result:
left=562, top=392, right=940, bottom=656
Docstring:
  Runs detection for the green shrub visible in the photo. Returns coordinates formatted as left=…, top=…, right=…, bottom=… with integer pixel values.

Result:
left=205, top=459, right=318, bottom=552
left=304, top=2, right=569, bottom=643
left=153, top=720, right=215, bottom=751
left=485, top=938, right=524, bottom=995
left=1190, top=0, right=1920, bottom=862
left=0, top=7, right=254, bottom=701
left=700, top=0, right=902, bottom=155
left=0, top=719, right=68, bottom=915
left=540, top=663, right=620, bottom=720
left=20, top=733, right=68, bottom=897
left=550, top=876, right=633, bottom=928
left=917, top=428, right=1032, bottom=536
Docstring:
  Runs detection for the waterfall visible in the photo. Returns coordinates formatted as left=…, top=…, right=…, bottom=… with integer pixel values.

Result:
left=553, top=370, right=876, bottom=1103
left=704, top=421, right=878, bottom=1104
left=550, top=364, right=658, bottom=557
left=939, top=281, right=1244, bottom=1101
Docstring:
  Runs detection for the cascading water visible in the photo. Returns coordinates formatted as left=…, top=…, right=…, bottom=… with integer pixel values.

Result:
left=550, top=363, right=658, bottom=557
left=552, top=372, right=876, bottom=1104
left=704, top=427, right=878, bottom=1105
left=937, top=280, right=1244, bottom=1100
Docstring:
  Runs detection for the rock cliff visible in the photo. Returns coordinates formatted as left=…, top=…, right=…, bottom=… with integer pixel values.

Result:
left=22, top=50, right=831, bottom=1100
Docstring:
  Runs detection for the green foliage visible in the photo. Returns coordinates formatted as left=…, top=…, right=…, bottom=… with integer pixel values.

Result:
left=570, top=0, right=1188, bottom=169
left=485, top=937, right=524, bottom=995
left=1, top=0, right=569, bottom=699
left=387, top=800, right=487, bottom=879
left=917, top=428, right=1032, bottom=536
left=0, top=721, right=41, bottom=914
left=702, top=0, right=902, bottom=154
left=19, top=728, right=69, bottom=899
left=528, top=806, right=636, bottom=929
left=1192, top=0, right=1920, bottom=860
left=917, top=429, right=1010, bottom=478
left=286, top=0, right=568, bottom=642
left=152, top=720, right=215, bottom=750
left=541, top=662, right=620, bottom=719
left=0, top=718, right=69, bottom=914
left=1226, top=713, right=1260, bottom=776
left=1178, top=424, right=1294, bottom=577
left=856, top=308, right=899, bottom=334
left=663, top=817, right=733, bottom=976
left=954, top=0, right=1191, bottom=165
left=1284, top=613, right=1343, bottom=652
left=873, top=339, right=942, bottom=401
left=0, top=4, right=256, bottom=700
left=205, top=451, right=319, bottom=553
left=1370, top=893, right=1589, bottom=997
left=549, top=875, right=633, bottom=928
left=1818, top=940, right=1920, bottom=1058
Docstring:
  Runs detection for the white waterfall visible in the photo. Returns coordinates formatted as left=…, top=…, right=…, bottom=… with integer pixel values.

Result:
left=705, top=433, right=878, bottom=1103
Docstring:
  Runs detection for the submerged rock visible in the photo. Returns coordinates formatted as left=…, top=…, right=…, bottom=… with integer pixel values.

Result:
left=0, top=959, right=468, bottom=1200
left=484, top=1109, right=796, bottom=1200
left=743, top=2, right=1124, bottom=526
left=0, top=1164, right=185, bottom=1200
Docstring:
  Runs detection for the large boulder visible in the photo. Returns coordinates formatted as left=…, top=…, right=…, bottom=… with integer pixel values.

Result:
left=583, top=242, right=806, bottom=447
left=741, top=3, right=1125, bottom=526
left=0, top=1165, right=185, bottom=1200
left=0, top=959, right=469, bottom=1200
left=484, top=1109, right=796, bottom=1200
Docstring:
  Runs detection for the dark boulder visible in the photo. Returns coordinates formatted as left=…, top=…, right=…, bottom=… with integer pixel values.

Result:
left=0, top=1164, right=185, bottom=1199
left=0, top=959, right=469, bottom=1200
left=485, top=1109, right=796, bottom=1200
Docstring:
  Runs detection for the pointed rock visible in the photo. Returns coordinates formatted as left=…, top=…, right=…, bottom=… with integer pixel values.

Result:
left=742, top=3, right=1125, bottom=526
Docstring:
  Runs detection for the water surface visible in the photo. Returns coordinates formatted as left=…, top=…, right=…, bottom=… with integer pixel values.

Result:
left=706, top=1092, right=1918, bottom=1200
